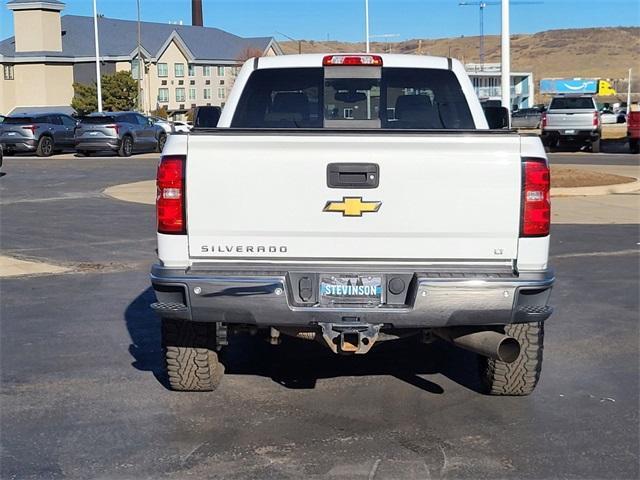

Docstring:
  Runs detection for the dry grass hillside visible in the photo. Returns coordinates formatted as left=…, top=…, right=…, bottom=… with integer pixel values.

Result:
left=281, top=27, right=639, bottom=88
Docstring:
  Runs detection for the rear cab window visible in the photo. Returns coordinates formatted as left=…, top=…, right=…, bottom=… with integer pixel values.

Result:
left=549, top=97, right=596, bottom=110
left=231, top=67, right=475, bottom=129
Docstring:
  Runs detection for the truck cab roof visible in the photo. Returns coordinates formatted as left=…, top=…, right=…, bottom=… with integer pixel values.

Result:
left=252, top=53, right=459, bottom=71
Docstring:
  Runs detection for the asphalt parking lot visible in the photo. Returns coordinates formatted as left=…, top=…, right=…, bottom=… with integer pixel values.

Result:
left=1, top=153, right=638, bottom=479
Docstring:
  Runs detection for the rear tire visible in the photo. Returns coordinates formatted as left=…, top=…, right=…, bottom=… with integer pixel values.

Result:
left=118, top=135, right=133, bottom=157
left=479, top=322, right=544, bottom=396
left=36, top=135, right=54, bottom=157
left=162, top=319, right=224, bottom=391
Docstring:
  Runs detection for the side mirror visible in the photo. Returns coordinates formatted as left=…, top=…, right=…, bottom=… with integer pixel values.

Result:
left=483, top=106, right=510, bottom=129
left=147, top=118, right=154, bottom=126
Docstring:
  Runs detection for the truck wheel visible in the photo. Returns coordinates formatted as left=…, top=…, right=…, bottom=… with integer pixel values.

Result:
left=36, top=135, right=54, bottom=157
left=118, top=135, right=133, bottom=157
left=630, top=139, right=639, bottom=154
left=591, top=138, right=601, bottom=153
left=162, top=318, right=224, bottom=391
left=479, top=322, right=544, bottom=396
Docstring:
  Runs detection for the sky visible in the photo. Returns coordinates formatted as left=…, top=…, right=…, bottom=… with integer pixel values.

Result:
left=1, top=0, right=638, bottom=42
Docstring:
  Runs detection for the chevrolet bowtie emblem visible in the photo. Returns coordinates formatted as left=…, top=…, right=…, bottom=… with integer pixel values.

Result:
left=323, top=197, right=382, bottom=217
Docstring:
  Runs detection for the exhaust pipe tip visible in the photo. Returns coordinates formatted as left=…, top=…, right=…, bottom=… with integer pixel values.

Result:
left=433, top=328, right=522, bottom=364
left=497, top=336, right=521, bottom=363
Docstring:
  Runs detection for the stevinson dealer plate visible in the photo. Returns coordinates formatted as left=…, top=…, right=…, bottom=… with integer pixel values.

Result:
left=319, top=275, right=383, bottom=306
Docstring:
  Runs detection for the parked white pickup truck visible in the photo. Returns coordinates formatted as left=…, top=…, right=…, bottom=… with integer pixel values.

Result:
left=151, top=54, right=554, bottom=396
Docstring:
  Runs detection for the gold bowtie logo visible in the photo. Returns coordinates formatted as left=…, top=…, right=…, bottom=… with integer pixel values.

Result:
left=323, top=197, right=382, bottom=217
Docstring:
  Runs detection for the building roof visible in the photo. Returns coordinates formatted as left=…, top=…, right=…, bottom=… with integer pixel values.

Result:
left=7, top=0, right=65, bottom=3
left=7, top=0, right=65, bottom=12
left=0, top=14, right=280, bottom=62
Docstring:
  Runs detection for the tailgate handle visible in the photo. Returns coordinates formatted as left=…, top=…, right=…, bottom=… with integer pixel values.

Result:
left=327, top=163, right=379, bottom=189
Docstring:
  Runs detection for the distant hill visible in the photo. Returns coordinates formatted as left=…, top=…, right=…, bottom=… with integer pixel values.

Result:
left=281, top=27, right=639, bottom=95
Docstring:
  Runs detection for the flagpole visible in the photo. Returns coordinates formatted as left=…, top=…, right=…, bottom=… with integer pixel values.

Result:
left=501, top=0, right=510, bottom=115
left=93, top=0, right=103, bottom=112
left=365, top=0, right=370, bottom=53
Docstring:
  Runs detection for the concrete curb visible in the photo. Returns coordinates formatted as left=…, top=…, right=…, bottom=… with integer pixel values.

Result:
left=104, top=180, right=155, bottom=205
left=551, top=178, right=640, bottom=197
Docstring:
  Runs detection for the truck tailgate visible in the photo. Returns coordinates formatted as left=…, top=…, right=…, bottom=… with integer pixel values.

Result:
left=546, top=110, right=594, bottom=129
left=186, top=132, right=522, bottom=262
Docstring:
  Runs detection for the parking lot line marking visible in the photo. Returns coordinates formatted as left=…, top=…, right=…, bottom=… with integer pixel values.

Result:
left=0, top=192, right=104, bottom=206
left=552, top=249, right=639, bottom=259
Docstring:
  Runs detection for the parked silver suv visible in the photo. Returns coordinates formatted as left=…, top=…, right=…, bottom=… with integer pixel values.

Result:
left=0, top=113, right=77, bottom=157
left=74, top=112, right=167, bottom=157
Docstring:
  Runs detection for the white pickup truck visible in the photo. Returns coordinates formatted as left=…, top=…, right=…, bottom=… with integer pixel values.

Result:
left=151, top=54, right=554, bottom=396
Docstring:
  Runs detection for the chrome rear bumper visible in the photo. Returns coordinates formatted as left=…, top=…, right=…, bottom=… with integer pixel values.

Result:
left=150, top=264, right=554, bottom=328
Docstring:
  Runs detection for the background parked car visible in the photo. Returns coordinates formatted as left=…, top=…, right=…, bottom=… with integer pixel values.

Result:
left=172, top=121, right=191, bottom=133
left=511, top=107, right=544, bottom=128
left=600, top=109, right=619, bottom=125
left=74, top=112, right=167, bottom=157
left=628, top=110, right=640, bottom=154
left=0, top=113, right=77, bottom=157
left=149, top=116, right=174, bottom=134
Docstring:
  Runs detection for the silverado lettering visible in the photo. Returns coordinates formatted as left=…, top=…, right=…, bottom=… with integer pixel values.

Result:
left=200, top=245, right=288, bottom=254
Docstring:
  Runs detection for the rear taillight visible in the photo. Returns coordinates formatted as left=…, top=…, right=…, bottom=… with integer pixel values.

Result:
left=105, top=124, right=120, bottom=134
left=157, top=155, right=186, bottom=234
left=592, top=111, right=599, bottom=127
left=540, top=112, right=547, bottom=129
left=521, top=158, right=550, bottom=237
left=323, top=55, right=383, bottom=66
left=22, top=125, right=37, bottom=134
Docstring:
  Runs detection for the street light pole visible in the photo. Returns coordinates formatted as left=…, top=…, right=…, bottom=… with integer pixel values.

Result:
left=137, top=0, right=143, bottom=113
left=276, top=32, right=302, bottom=54
left=627, top=68, right=632, bottom=116
left=501, top=0, right=510, bottom=114
left=93, top=0, right=103, bottom=112
left=365, top=0, right=370, bottom=53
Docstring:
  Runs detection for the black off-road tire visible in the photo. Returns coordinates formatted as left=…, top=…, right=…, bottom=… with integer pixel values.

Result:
left=479, top=322, right=544, bottom=396
left=162, top=319, right=224, bottom=391
left=36, top=135, right=54, bottom=157
left=118, top=135, right=133, bottom=157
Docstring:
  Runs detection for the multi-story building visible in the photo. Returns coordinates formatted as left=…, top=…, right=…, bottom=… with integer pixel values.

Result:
left=465, top=63, right=534, bottom=110
left=0, top=0, right=281, bottom=117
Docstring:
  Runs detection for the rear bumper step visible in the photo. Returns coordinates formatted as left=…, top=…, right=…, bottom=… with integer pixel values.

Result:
left=150, top=264, right=554, bottom=328
left=150, top=302, right=189, bottom=319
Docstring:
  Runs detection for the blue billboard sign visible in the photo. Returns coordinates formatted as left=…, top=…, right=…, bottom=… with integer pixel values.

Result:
left=540, top=78, right=599, bottom=95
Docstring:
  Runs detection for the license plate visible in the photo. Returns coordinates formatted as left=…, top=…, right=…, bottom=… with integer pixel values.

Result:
left=319, top=275, right=383, bottom=306
left=6, top=132, right=16, bottom=136
left=564, top=129, right=576, bottom=134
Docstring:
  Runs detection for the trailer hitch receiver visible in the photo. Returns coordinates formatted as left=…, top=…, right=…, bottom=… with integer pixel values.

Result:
left=319, top=322, right=382, bottom=354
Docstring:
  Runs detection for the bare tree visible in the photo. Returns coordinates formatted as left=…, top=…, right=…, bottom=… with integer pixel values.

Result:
left=230, top=47, right=265, bottom=87
left=236, top=46, right=265, bottom=65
